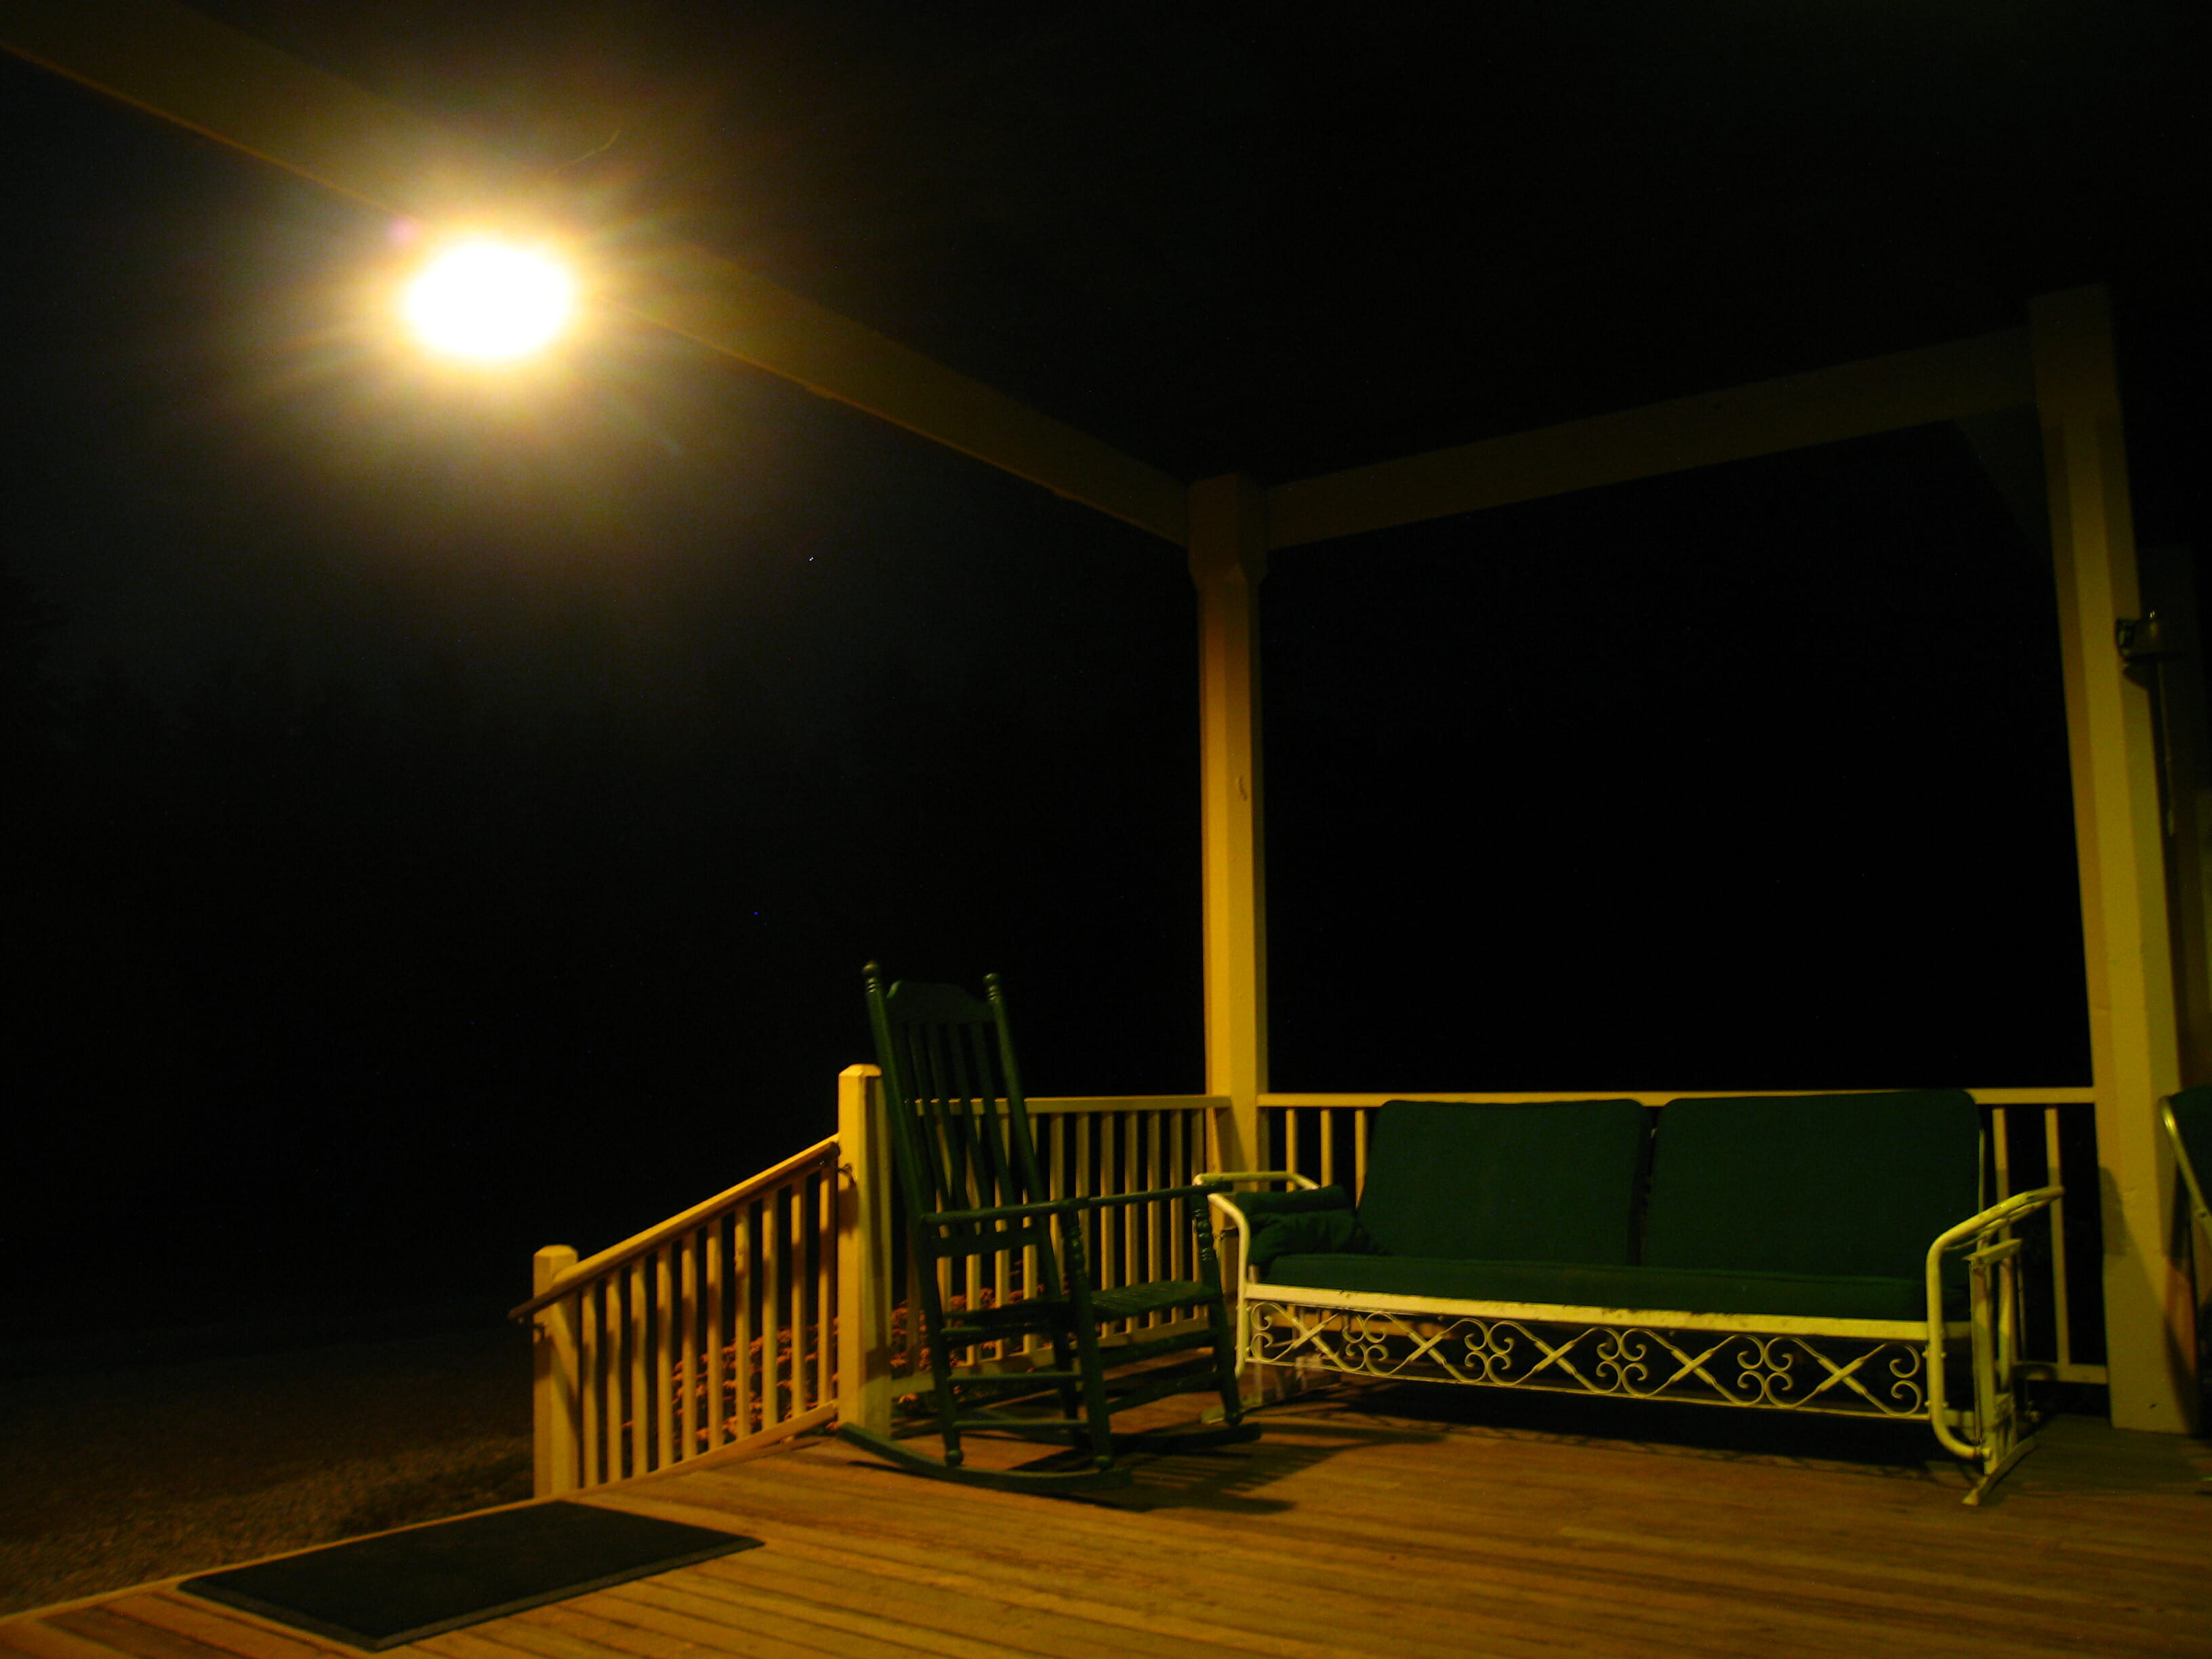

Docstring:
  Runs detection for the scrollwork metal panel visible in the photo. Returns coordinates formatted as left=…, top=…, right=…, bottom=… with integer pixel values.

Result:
left=1248, top=1300, right=1931, bottom=1420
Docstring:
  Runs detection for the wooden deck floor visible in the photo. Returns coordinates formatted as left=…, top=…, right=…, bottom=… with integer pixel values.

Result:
left=7, top=1391, right=2211, bottom=1658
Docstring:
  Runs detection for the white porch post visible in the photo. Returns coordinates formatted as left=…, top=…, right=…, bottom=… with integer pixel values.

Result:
left=2034, top=284, right=2198, bottom=1431
left=1190, top=475, right=1269, bottom=1174
left=836, top=1063, right=894, bottom=1437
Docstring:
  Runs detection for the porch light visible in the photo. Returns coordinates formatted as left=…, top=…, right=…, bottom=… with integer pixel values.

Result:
left=403, top=240, right=575, bottom=361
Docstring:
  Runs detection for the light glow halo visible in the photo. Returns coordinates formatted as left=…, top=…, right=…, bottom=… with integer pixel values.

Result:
left=403, top=241, right=575, bottom=361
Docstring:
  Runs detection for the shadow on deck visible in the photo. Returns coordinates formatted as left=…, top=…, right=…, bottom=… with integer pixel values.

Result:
left=7, top=1386, right=2209, bottom=1658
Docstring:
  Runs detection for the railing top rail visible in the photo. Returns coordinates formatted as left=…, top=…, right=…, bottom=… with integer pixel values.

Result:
left=1025, top=1094, right=1227, bottom=1114
left=509, top=1133, right=838, bottom=1321
left=1258, top=1087, right=2098, bottom=1107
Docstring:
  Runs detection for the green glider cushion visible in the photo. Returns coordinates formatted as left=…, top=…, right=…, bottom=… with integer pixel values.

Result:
left=1357, top=1100, right=1650, bottom=1265
left=1262, top=1253, right=1949, bottom=1323
left=1231, top=1185, right=1355, bottom=1220
left=1227, top=1185, right=1376, bottom=1271
left=2170, top=1087, right=2212, bottom=1211
left=1643, top=1091, right=1981, bottom=1279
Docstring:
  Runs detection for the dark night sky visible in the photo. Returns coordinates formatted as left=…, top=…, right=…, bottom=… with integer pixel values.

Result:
left=1, top=4, right=2203, bottom=1338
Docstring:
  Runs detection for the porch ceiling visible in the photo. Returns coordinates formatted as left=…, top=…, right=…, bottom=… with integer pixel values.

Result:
left=17, top=2, right=2197, bottom=490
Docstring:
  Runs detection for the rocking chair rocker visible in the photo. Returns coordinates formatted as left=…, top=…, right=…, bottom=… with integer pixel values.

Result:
left=836, top=964, right=1256, bottom=1491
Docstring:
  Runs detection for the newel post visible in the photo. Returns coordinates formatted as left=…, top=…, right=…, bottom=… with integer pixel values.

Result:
left=530, top=1244, right=581, bottom=1496
left=836, top=1063, right=895, bottom=1437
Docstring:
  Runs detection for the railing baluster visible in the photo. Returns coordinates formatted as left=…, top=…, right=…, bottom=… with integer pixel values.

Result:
left=1172, top=1109, right=1191, bottom=1284
left=1145, top=1109, right=1164, bottom=1324
left=762, top=1188, right=784, bottom=1429
left=1355, top=1108, right=1370, bottom=1201
left=676, top=1229, right=697, bottom=1462
left=654, top=1244, right=676, bottom=1473
left=791, top=1178, right=810, bottom=1413
left=1022, top=1115, right=1049, bottom=1354
left=2045, top=1107, right=2076, bottom=1371
left=705, top=1218, right=727, bottom=1450
left=733, top=1200, right=755, bottom=1439
left=602, top=1276, right=623, bottom=1478
left=628, top=1259, right=649, bottom=1478
left=1123, top=1111, right=1140, bottom=1333
left=1078, top=1111, right=1096, bottom=1311
left=821, top=1170, right=838, bottom=1410
left=993, top=1114, right=1013, bottom=1361
left=579, top=1282, right=600, bottom=1488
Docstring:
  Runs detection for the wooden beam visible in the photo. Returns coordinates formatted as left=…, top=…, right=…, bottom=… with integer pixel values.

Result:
left=628, top=241, right=1189, bottom=543
left=0, top=0, right=1189, bottom=546
left=1267, top=327, right=2036, bottom=550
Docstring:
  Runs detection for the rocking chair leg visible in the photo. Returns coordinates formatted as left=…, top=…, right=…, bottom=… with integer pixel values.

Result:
left=919, top=1292, right=966, bottom=1467
left=1048, top=1326, right=1082, bottom=1422
left=1074, top=1325, right=1116, bottom=1471
left=1206, top=1298, right=1244, bottom=1427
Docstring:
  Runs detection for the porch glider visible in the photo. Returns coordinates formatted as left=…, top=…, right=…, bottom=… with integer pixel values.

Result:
left=1209, top=1092, right=2057, bottom=1504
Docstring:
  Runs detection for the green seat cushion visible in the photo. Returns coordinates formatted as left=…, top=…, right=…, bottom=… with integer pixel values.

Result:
left=1643, top=1091, right=1980, bottom=1279
left=1227, top=1185, right=1376, bottom=1271
left=1358, top=1099, right=1650, bottom=1265
left=2170, top=1087, right=2212, bottom=1205
left=1263, top=1252, right=1949, bottom=1323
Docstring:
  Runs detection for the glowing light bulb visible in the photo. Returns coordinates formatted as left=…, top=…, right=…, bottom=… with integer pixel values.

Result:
left=403, top=241, right=574, bottom=360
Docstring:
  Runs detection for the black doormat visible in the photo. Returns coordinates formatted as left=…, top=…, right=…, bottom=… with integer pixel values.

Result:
left=180, top=1500, right=762, bottom=1650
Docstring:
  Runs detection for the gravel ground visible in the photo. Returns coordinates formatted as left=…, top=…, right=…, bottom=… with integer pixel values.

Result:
left=0, top=1324, right=532, bottom=1616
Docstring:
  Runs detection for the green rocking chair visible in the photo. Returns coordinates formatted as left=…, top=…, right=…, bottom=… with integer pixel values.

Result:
left=836, top=963, right=1256, bottom=1491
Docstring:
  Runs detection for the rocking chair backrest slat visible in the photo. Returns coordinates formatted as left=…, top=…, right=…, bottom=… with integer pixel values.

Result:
left=865, top=964, right=1059, bottom=1283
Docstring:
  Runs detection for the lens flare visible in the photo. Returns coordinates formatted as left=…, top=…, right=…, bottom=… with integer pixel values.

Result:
left=403, top=242, right=575, bottom=360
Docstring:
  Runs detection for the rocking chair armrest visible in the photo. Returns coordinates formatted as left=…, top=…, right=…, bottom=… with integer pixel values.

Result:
left=925, top=1185, right=1216, bottom=1227
left=924, top=1195, right=1086, bottom=1225
left=1074, top=1185, right=1215, bottom=1212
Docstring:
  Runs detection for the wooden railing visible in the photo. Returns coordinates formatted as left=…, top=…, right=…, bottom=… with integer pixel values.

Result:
left=524, top=1073, right=2106, bottom=1494
left=943, top=1094, right=1221, bottom=1347
left=516, top=1137, right=841, bottom=1496
left=520, top=1071, right=1233, bottom=1489
left=1258, top=1087, right=2108, bottom=1385
left=833, top=1066, right=1231, bottom=1438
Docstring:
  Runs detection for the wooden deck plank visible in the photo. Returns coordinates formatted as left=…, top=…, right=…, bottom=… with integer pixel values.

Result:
left=505, top=1599, right=862, bottom=1659
left=665, top=1447, right=2163, bottom=1650
left=615, top=1471, right=1838, bottom=1659
left=413, top=1625, right=624, bottom=1659
left=0, top=1620, right=138, bottom=1659
left=45, top=1609, right=247, bottom=1659
left=641, top=1504, right=1628, bottom=1659
left=537, top=1585, right=942, bottom=1659
left=813, top=1415, right=2202, bottom=1583
left=728, top=1429, right=2211, bottom=1656
left=412, top=1608, right=810, bottom=1659
left=114, top=1597, right=355, bottom=1659
left=1216, top=1488, right=2203, bottom=1629
left=10, top=1400, right=2209, bottom=1659
left=600, top=1576, right=1050, bottom=1659
left=672, top=1557, right=1159, bottom=1659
